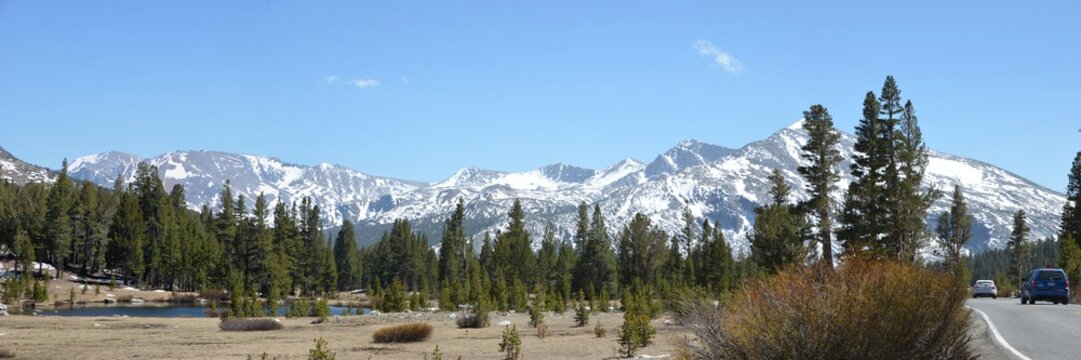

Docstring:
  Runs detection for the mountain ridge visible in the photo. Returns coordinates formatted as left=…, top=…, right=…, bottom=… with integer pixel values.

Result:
left=22, top=122, right=1065, bottom=253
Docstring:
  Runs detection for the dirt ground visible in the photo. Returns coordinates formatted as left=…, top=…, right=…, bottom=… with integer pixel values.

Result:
left=0, top=310, right=690, bottom=359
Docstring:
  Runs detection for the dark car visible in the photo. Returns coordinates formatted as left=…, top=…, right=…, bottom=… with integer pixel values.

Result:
left=1021, top=268, right=1070, bottom=305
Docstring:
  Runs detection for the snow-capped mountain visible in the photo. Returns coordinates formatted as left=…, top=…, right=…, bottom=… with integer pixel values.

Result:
left=67, top=150, right=424, bottom=227
left=644, top=139, right=736, bottom=178
left=0, top=146, right=54, bottom=185
left=59, top=121, right=1065, bottom=253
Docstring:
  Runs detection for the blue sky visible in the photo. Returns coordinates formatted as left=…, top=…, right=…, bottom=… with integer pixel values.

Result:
left=1, top=1, right=1078, bottom=190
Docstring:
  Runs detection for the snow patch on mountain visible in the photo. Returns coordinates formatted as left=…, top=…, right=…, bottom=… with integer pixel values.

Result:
left=0, top=146, right=55, bottom=185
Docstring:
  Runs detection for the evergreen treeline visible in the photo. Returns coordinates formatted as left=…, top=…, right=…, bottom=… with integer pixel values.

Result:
left=6, top=74, right=1079, bottom=311
left=0, top=161, right=343, bottom=304
left=0, top=164, right=743, bottom=310
left=967, top=238, right=1057, bottom=286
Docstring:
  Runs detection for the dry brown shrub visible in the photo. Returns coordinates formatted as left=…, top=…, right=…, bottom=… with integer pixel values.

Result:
left=676, top=260, right=976, bottom=360
left=372, top=322, right=433, bottom=343
left=219, top=318, right=284, bottom=331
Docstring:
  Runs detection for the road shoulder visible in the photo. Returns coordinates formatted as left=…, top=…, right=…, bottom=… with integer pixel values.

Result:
left=968, top=311, right=1012, bottom=360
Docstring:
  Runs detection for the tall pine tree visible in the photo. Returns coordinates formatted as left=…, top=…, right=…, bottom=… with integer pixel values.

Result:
left=839, top=91, right=887, bottom=257
left=1007, top=210, right=1031, bottom=288
left=892, top=99, right=939, bottom=261
left=798, top=105, right=842, bottom=268
left=333, top=220, right=359, bottom=291
left=43, top=158, right=75, bottom=277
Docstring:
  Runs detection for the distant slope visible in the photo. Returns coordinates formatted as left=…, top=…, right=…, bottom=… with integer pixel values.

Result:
left=67, top=150, right=423, bottom=227
left=0, top=146, right=54, bottom=185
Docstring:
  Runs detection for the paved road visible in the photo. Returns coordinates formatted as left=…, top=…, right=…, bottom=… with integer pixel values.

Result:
left=966, top=298, right=1081, bottom=360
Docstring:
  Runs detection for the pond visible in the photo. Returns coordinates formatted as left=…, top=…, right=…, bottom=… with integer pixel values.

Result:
left=24, top=304, right=369, bottom=318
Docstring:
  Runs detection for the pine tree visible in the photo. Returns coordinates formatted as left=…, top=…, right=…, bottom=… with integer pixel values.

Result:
left=496, top=200, right=535, bottom=288
left=798, top=106, right=841, bottom=268
left=299, top=199, right=327, bottom=295
left=751, top=169, right=809, bottom=274
left=536, top=223, right=558, bottom=292
left=936, top=185, right=972, bottom=280
left=698, top=218, right=734, bottom=293
left=1060, top=151, right=1081, bottom=246
left=243, top=193, right=275, bottom=293
left=13, top=227, right=34, bottom=297
left=215, top=180, right=238, bottom=273
left=498, top=325, right=522, bottom=360
left=663, top=208, right=694, bottom=287
left=880, top=78, right=904, bottom=242
left=573, top=204, right=616, bottom=295
left=1059, top=234, right=1081, bottom=295
left=839, top=91, right=888, bottom=257
left=74, top=181, right=108, bottom=275
left=272, top=201, right=298, bottom=296
left=892, top=99, right=939, bottom=261
left=554, top=235, right=576, bottom=308
left=438, top=198, right=468, bottom=294
left=616, top=213, right=667, bottom=289
left=572, top=202, right=592, bottom=291
left=1007, top=210, right=1031, bottom=288
left=107, top=189, right=145, bottom=284
left=333, top=220, right=359, bottom=290
left=44, top=158, right=75, bottom=278
left=131, top=162, right=169, bottom=286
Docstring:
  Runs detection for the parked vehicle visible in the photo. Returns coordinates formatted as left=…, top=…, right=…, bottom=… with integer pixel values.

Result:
left=1021, top=268, right=1070, bottom=305
left=972, top=280, right=997, bottom=298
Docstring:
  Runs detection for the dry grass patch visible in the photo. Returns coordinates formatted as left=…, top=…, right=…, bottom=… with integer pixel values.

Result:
left=219, top=318, right=285, bottom=332
left=372, top=323, right=433, bottom=343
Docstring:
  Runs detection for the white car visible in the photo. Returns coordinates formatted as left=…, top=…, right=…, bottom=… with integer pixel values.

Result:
left=972, top=280, right=997, bottom=299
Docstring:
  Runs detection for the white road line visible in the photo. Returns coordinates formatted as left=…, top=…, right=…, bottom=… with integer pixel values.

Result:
left=966, top=306, right=1033, bottom=360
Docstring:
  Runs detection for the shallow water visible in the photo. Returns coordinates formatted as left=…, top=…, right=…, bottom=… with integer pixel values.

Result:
left=24, top=304, right=368, bottom=318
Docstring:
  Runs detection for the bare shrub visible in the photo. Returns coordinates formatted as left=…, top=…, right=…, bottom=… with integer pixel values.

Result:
left=199, top=289, right=228, bottom=301
left=535, top=322, right=548, bottom=339
left=219, top=318, right=285, bottom=332
left=457, top=304, right=489, bottom=329
left=676, top=260, right=976, bottom=360
left=372, top=323, right=433, bottom=343
left=170, top=293, right=198, bottom=304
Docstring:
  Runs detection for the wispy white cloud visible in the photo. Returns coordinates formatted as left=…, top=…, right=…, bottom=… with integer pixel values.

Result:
left=693, top=40, right=743, bottom=74
left=351, top=78, right=380, bottom=89
left=323, top=75, right=380, bottom=90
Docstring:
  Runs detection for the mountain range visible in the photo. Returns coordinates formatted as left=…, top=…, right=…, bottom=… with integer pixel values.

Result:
left=3, top=121, right=1065, bottom=253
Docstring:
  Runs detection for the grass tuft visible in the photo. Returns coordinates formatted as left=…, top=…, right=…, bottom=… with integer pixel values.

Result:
left=219, top=318, right=285, bottom=332
left=372, top=322, right=433, bottom=343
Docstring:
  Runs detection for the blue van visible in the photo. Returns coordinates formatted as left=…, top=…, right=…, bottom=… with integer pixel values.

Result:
left=1021, top=268, right=1070, bottom=305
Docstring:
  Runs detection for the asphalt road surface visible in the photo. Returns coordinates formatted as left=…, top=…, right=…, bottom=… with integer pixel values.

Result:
left=966, top=297, right=1081, bottom=360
